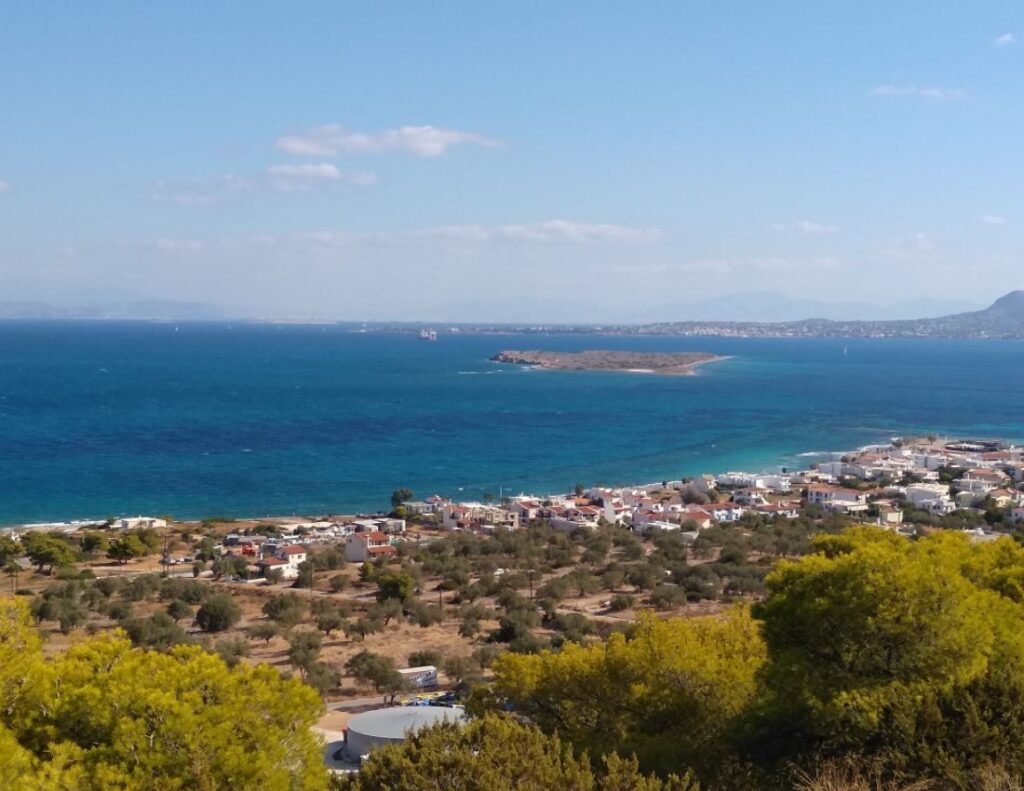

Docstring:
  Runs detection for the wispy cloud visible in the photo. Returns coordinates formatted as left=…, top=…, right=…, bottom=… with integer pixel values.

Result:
left=994, top=32, right=1016, bottom=47
left=275, top=124, right=503, bottom=157
left=302, top=220, right=658, bottom=245
left=0, top=180, right=11, bottom=192
left=267, top=163, right=342, bottom=180
left=131, top=220, right=659, bottom=253
left=772, top=220, right=839, bottom=235
left=496, top=220, right=659, bottom=242
left=132, top=238, right=205, bottom=252
left=876, top=231, right=936, bottom=263
left=981, top=214, right=1006, bottom=226
left=657, top=257, right=842, bottom=276
left=266, top=163, right=378, bottom=191
left=152, top=165, right=376, bottom=205
left=870, top=85, right=968, bottom=103
left=151, top=175, right=253, bottom=206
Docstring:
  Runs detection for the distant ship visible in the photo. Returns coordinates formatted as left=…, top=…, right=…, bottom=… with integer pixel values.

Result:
left=418, top=329, right=438, bottom=341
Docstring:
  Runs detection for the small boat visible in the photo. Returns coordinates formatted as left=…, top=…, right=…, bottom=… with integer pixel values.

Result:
left=418, top=329, right=438, bottom=341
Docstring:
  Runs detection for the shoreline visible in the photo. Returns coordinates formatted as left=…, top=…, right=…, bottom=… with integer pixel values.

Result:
left=5, top=432, right=1014, bottom=532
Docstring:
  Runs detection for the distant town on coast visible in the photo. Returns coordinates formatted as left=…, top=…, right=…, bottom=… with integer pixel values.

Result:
left=4, top=289, right=1024, bottom=340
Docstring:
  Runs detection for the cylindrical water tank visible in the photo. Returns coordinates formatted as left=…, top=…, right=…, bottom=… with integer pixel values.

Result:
left=345, top=707, right=466, bottom=760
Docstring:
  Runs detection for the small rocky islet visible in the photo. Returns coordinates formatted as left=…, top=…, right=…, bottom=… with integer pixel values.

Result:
left=489, top=349, right=724, bottom=375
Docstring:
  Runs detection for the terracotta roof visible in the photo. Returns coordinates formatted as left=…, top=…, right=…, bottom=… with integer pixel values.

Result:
left=280, top=545, right=306, bottom=555
left=757, top=503, right=798, bottom=513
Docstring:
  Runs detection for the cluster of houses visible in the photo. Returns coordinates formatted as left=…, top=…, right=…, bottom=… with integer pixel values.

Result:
left=410, top=437, right=1024, bottom=542
left=220, top=517, right=405, bottom=579
left=201, top=437, right=1024, bottom=580
left=802, top=439, right=1024, bottom=522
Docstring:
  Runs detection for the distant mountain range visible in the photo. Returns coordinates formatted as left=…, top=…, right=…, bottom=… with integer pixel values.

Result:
left=0, top=300, right=233, bottom=321
left=615, top=290, right=1024, bottom=339
left=435, top=292, right=980, bottom=324
left=4, top=292, right=1024, bottom=338
left=644, top=293, right=980, bottom=323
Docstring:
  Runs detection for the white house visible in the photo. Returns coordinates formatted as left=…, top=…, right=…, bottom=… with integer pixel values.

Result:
left=510, top=500, right=544, bottom=522
left=117, top=516, right=168, bottom=530
left=690, top=475, right=718, bottom=494
left=257, top=544, right=307, bottom=580
left=704, top=503, right=746, bottom=522
left=760, top=475, right=793, bottom=493
left=957, top=468, right=1009, bottom=495
left=805, top=485, right=869, bottom=514
left=352, top=517, right=406, bottom=535
left=905, top=483, right=955, bottom=515
left=731, top=488, right=769, bottom=507
left=755, top=502, right=801, bottom=519
left=441, top=503, right=519, bottom=530
left=643, top=520, right=682, bottom=533
left=678, top=505, right=714, bottom=529
left=344, top=531, right=397, bottom=563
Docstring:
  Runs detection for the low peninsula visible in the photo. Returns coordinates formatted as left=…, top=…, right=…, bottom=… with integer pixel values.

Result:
left=490, top=349, right=724, bottom=375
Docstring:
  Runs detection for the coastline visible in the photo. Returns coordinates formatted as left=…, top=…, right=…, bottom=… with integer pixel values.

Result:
left=6, top=432, right=1013, bottom=532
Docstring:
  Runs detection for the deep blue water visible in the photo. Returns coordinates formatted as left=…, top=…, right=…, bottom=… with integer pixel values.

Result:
left=0, top=322, right=1022, bottom=525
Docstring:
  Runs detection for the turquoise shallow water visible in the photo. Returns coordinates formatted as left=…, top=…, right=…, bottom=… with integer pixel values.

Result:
left=0, top=322, right=1022, bottom=525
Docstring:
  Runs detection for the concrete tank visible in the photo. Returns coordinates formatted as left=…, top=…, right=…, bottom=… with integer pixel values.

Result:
left=344, top=706, right=466, bottom=760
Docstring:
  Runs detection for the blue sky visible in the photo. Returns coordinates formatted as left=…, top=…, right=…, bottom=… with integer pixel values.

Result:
left=1, top=2, right=1022, bottom=321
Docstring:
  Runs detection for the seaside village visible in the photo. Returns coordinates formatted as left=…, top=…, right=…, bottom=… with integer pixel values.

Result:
left=7, top=434, right=1024, bottom=771
left=57, top=436, right=1019, bottom=578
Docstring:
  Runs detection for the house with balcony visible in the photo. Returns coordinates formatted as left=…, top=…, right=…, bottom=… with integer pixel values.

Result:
left=344, top=531, right=397, bottom=563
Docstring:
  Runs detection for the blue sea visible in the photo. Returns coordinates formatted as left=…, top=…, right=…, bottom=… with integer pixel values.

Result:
left=0, top=322, right=1022, bottom=525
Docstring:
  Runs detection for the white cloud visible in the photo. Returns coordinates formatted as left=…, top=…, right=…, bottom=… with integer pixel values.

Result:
left=267, top=163, right=342, bottom=180
left=136, top=238, right=204, bottom=252
left=981, top=214, right=1006, bottom=225
left=275, top=124, right=503, bottom=157
left=663, top=256, right=842, bottom=276
left=497, top=220, right=659, bottom=243
left=266, top=162, right=378, bottom=191
left=414, top=225, right=492, bottom=242
left=151, top=175, right=253, bottom=206
left=870, top=85, right=968, bottom=102
left=153, top=165, right=376, bottom=204
left=911, top=232, right=934, bottom=251
left=876, top=231, right=936, bottom=263
left=145, top=220, right=659, bottom=251
left=0, top=180, right=11, bottom=192
left=994, top=33, right=1016, bottom=47
left=773, top=220, right=839, bottom=235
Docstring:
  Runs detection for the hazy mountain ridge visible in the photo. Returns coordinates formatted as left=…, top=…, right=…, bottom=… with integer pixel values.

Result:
left=621, top=290, right=1024, bottom=339
left=0, top=300, right=234, bottom=321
